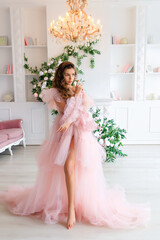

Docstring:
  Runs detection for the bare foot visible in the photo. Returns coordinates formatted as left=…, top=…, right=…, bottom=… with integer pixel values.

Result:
left=67, top=208, right=76, bottom=230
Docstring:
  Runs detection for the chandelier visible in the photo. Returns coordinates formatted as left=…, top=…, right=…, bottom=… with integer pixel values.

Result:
left=48, top=0, right=102, bottom=44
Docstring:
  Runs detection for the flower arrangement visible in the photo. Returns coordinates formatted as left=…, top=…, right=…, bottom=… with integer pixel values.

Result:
left=24, top=39, right=100, bottom=103
left=91, top=108, right=128, bottom=162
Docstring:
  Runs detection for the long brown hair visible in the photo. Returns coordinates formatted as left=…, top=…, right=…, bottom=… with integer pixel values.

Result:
left=52, top=61, right=77, bottom=99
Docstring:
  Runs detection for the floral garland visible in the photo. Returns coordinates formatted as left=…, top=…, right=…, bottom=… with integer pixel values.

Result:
left=24, top=39, right=100, bottom=103
left=24, top=40, right=127, bottom=162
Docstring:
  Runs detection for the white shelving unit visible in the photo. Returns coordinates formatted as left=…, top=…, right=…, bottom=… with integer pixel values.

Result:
left=145, top=5, right=160, bottom=101
left=0, top=7, right=14, bottom=102
left=109, top=5, right=136, bottom=101
left=22, top=6, right=48, bottom=102
left=0, top=5, right=48, bottom=144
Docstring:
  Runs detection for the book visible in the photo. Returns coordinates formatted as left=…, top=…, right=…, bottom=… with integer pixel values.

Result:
left=126, top=65, right=134, bottom=73
left=7, top=64, right=10, bottom=74
left=27, top=37, right=34, bottom=45
left=111, top=35, right=114, bottom=44
left=122, top=64, right=130, bottom=73
left=111, top=90, right=120, bottom=100
left=24, top=36, right=28, bottom=46
left=10, top=64, right=13, bottom=74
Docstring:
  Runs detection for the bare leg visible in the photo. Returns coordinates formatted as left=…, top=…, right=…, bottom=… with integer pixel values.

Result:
left=64, top=136, right=76, bottom=229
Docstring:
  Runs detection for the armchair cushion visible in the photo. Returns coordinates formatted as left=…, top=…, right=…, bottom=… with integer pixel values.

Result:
left=0, top=134, right=8, bottom=144
left=0, top=118, right=25, bottom=155
left=0, top=128, right=23, bottom=139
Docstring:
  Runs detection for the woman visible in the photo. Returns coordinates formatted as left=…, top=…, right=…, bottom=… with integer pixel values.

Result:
left=0, top=61, right=150, bottom=230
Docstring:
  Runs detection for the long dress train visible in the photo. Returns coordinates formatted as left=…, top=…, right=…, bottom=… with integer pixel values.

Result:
left=0, top=87, right=150, bottom=228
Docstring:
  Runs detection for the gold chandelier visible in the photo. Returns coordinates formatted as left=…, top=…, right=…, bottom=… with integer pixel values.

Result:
left=48, top=0, right=102, bottom=44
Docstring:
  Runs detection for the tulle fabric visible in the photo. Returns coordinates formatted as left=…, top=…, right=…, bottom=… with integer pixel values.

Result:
left=0, top=88, right=150, bottom=228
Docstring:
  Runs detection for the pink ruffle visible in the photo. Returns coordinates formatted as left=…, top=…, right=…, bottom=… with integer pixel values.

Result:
left=59, top=94, right=97, bottom=132
left=39, top=88, right=60, bottom=110
left=0, top=88, right=151, bottom=229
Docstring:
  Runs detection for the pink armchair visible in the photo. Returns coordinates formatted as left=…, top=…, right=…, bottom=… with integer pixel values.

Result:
left=0, top=119, right=26, bottom=155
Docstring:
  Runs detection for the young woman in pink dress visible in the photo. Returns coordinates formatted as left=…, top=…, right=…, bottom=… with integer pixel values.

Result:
left=0, top=61, right=150, bottom=230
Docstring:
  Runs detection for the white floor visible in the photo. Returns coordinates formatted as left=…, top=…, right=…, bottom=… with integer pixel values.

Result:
left=0, top=144, right=160, bottom=240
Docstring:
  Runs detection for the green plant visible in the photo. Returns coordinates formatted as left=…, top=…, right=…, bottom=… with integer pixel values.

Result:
left=91, top=108, right=128, bottom=162
left=24, top=39, right=100, bottom=103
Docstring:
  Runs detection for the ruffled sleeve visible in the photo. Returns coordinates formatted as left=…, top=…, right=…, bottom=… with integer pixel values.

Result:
left=59, top=95, right=82, bottom=126
left=39, top=88, right=61, bottom=110
left=59, top=92, right=97, bottom=131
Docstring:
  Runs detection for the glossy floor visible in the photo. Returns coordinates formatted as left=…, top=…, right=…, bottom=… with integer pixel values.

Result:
left=0, top=145, right=159, bottom=240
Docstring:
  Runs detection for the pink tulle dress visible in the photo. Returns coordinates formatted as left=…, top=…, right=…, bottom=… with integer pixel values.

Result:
left=0, top=87, right=150, bottom=228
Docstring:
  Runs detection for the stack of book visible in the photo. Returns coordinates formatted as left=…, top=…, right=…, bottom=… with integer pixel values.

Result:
left=24, top=36, right=34, bottom=46
left=5, top=64, right=13, bottom=74
left=122, top=64, right=134, bottom=73
left=111, top=35, right=118, bottom=44
left=110, top=90, right=121, bottom=100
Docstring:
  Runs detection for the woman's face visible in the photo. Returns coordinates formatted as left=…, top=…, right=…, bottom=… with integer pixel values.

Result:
left=63, top=68, right=76, bottom=86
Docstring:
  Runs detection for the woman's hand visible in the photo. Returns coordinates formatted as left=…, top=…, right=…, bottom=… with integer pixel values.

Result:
left=57, top=122, right=71, bottom=132
left=75, top=80, right=84, bottom=96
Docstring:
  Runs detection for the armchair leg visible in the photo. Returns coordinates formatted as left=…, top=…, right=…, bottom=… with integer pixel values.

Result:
left=8, top=146, right=13, bottom=155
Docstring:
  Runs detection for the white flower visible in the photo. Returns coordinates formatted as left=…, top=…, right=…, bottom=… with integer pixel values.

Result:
left=48, top=69, right=52, bottom=73
left=110, top=143, right=114, bottom=147
left=39, top=71, right=44, bottom=76
left=50, top=60, right=53, bottom=64
left=74, top=47, right=78, bottom=52
left=105, top=139, right=110, bottom=146
left=44, top=70, right=47, bottom=73
left=41, top=81, right=47, bottom=90
left=58, top=59, right=62, bottom=64
left=44, top=77, right=48, bottom=80
left=52, top=69, right=55, bottom=73
left=94, top=131, right=100, bottom=137
left=99, top=139, right=103, bottom=145
left=47, top=63, right=50, bottom=66
left=110, top=136, right=114, bottom=140
left=50, top=76, right=54, bottom=80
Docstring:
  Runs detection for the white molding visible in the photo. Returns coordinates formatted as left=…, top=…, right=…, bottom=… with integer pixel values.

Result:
left=136, top=5, right=147, bottom=101
left=10, top=6, right=26, bottom=102
left=0, top=108, right=11, bottom=121
left=149, top=106, right=160, bottom=133
left=31, top=108, right=45, bottom=134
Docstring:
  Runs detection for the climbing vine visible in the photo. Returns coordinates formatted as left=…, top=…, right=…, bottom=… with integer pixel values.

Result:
left=24, top=39, right=100, bottom=102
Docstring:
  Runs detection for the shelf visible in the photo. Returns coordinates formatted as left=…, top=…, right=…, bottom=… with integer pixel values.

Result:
left=0, top=45, right=12, bottom=48
left=24, top=45, right=47, bottom=48
left=111, top=99, right=134, bottom=102
left=111, top=44, right=135, bottom=47
left=110, top=73, right=135, bottom=75
left=0, top=74, right=13, bottom=76
left=25, top=74, right=38, bottom=76
left=147, top=44, right=160, bottom=47
left=146, top=72, right=160, bottom=75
